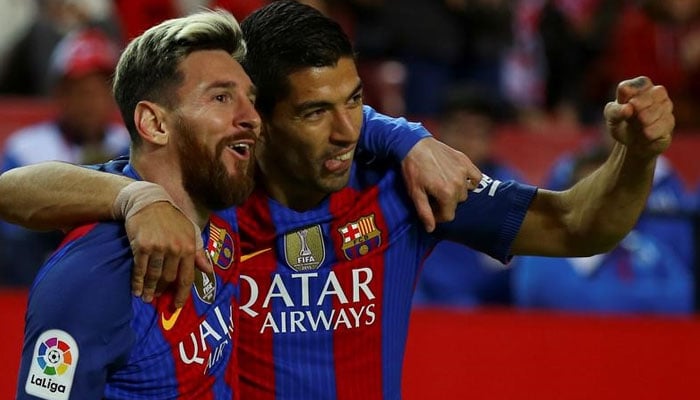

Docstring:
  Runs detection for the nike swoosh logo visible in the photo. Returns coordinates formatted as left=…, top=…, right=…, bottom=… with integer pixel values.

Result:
left=161, top=307, right=183, bottom=331
left=240, top=248, right=272, bottom=262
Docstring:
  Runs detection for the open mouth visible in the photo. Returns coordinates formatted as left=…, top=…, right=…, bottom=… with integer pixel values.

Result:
left=324, top=148, right=355, bottom=173
left=229, top=143, right=251, bottom=156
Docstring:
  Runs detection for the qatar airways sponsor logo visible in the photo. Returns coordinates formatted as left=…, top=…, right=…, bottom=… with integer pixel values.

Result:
left=239, top=267, right=377, bottom=334
left=177, top=304, right=234, bottom=375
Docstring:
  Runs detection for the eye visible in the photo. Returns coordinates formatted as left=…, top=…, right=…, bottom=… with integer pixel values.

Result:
left=214, top=93, right=230, bottom=103
left=302, top=108, right=326, bottom=120
left=349, top=92, right=363, bottom=106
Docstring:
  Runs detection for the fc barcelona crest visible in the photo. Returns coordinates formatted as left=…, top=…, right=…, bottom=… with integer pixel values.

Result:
left=284, top=225, right=325, bottom=272
left=207, top=222, right=234, bottom=270
left=338, top=214, right=382, bottom=260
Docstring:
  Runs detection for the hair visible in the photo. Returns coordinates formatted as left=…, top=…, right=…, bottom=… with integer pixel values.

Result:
left=113, top=9, right=246, bottom=145
left=241, top=0, right=355, bottom=117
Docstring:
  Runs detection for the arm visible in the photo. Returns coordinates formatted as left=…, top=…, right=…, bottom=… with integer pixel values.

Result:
left=512, top=76, right=674, bottom=256
left=358, top=105, right=482, bottom=232
left=0, top=161, right=209, bottom=307
left=0, top=162, right=133, bottom=229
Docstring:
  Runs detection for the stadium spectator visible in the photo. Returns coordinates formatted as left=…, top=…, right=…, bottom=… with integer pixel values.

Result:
left=0, top=28, right=128, bottom=286
left=514, top=146, right=694, bottom=314
left=0, top=0, right=122, bottom=96
left=590, top=0, right=700, bottom=130
left=415, top=86, right=523, bottom=307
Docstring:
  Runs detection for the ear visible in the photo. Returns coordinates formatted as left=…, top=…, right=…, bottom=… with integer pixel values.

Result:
left=134, top=101, right=169, bottom=146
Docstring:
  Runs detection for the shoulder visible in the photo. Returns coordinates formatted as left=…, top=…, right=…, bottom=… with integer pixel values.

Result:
left=31, top=222, right=133, bottom=321
left=362, top=105, right=428, bottom=134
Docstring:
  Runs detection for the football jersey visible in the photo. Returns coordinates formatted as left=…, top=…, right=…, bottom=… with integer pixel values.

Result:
left=233, top=158, right=537, bottom=399
left=17, top=164, right=242, bottom=400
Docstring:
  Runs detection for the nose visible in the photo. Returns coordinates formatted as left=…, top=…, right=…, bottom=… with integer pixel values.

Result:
left=330, top=108, right=359, bottom=143
left=235, top=95, right=261, bottom=134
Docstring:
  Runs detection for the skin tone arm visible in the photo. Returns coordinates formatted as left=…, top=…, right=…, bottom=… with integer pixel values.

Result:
left=511, top=76, right=674, bottom=256
left=0, top=137, right=477, bottom=303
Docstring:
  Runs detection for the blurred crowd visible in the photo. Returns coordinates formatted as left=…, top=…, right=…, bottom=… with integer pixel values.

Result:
left=0, top=0, right=698, bottom=316
left=4, top=0, right=700, bottom=129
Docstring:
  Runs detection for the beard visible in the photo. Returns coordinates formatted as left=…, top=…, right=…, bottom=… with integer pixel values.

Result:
left=174, top=117, right=256, bottom=210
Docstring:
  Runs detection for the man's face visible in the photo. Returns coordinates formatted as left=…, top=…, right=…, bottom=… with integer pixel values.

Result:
left=169, top=50, right=260, bottom=210
left=56, top=72, right=115, bottom=139
left=260, top=56, right=364, bottom=207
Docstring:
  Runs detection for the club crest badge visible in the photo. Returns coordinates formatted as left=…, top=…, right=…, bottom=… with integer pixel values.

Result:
left=207, top=222, right=235, bottom=270
left=338, top=214, right=382, bottom=260
left=284, top=225, right=325, bottom=271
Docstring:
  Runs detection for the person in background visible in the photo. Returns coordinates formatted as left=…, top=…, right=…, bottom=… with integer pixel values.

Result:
left=0, top=27, right=129, bottom=286
left=414, top=86, right=524, bottom=307
left=589, top=0, right=700, bottom=131
left=546, top=131, right=694, bottom=269
left=513, top=146, right=694, bottom=315
left=0, top=0, right=122, bottom=96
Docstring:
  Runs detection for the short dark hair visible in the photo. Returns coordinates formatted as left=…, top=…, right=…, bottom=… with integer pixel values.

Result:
left=241, top=0, right=355, bottom=117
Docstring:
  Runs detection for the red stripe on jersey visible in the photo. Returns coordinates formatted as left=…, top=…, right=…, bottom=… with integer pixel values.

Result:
left=57, top=223, right=98, bottom=250
left=237, top=189, right=278, bottom=400
left=157, top=291, right=217, bottom=400
left=330, top=185, right=385, bottom=400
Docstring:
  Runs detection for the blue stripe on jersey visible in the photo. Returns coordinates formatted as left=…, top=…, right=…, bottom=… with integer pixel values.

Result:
left=265, top=197, right=340, bottom=400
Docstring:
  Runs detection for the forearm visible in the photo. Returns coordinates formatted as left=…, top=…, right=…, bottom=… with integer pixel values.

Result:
left=563, top=143, right=656, bottom=252
left=0, top=161, right=134, bottom=230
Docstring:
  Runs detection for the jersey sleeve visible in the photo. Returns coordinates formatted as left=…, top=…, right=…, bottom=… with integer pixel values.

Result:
left=434, top=174, right=538, bottom=264
left=357, top=105, right=431, bottom=162
left=17, top=223, right=135, bottom=400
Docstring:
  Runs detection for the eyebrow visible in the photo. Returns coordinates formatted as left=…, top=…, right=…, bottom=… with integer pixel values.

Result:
left=293, top=81, right=363, bottom=113
left=204, top=80, right=257, bottom=98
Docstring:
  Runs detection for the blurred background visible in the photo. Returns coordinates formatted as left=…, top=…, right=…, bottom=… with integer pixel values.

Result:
left=2, top=0, right=700, bottom=398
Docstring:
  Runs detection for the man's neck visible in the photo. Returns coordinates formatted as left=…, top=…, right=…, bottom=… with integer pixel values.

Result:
left=132, top=156, right=209, bottom=230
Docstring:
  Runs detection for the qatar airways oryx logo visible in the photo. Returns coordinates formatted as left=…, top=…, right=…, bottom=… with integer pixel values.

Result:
left=239, top=267, right=377, bottom=334
left=25, top=329, right=78, bottom=400
left=176, top=304, right=234, bottom=375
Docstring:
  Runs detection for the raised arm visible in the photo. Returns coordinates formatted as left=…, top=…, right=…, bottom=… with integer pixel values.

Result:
left=0, top=161, right=209, bottom=307
left=512, top=76, right=674, bottom=256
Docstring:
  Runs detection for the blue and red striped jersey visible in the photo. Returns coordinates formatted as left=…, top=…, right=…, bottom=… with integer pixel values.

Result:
left=17, top=164, right=242, bottom=400
left=233, top=158, right=537, bottom=399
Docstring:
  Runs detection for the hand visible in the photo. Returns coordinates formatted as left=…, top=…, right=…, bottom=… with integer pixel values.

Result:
left=401, top=137, right=482, bottom=232
left=126, top=202, right=212, bottom=308
left=604, top=76, right=674, bottom=159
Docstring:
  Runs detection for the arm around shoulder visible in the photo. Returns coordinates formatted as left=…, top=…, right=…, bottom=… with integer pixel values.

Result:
left=0, top=161, right=134, bottom=230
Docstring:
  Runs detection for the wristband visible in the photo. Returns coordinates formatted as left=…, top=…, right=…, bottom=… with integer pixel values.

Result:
left=111, top=181, right=177, bottom=221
